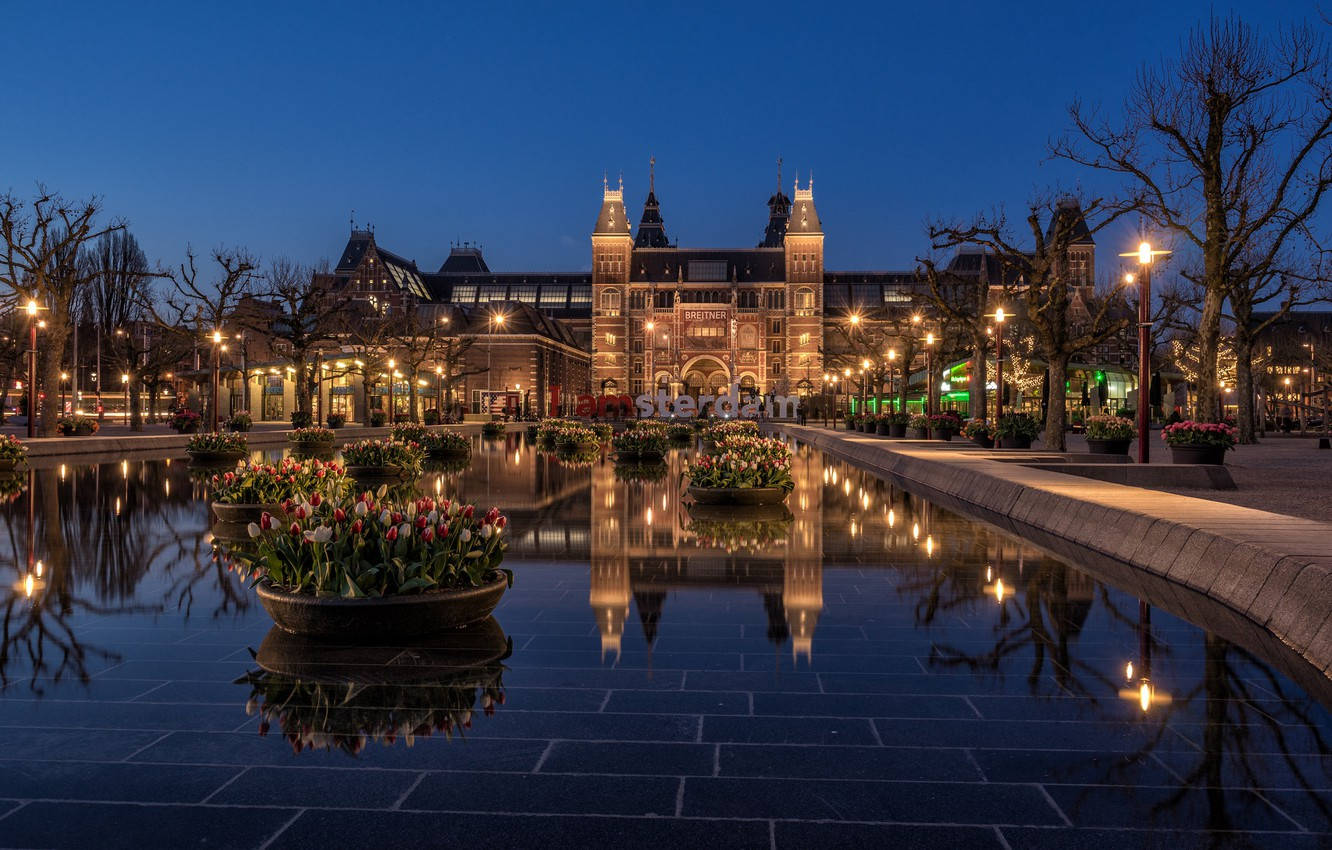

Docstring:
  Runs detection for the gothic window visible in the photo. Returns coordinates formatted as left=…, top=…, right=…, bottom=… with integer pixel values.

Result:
left=629, top=290, right=645, bottom=310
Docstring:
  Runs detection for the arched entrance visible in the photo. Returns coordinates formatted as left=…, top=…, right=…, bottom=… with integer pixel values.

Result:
left=681, top=356, right=730, bottom=397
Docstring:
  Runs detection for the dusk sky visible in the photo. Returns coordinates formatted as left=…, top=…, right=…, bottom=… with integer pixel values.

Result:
left=3, top=1, right=1319, bottom=277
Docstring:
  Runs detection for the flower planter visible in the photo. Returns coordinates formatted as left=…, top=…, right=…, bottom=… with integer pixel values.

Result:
left=971, top=436, right=995, bottom=449
left=209, top=519, right=255, bottom=542
left=700, top=438, right=718, bottom=453
left=211, top=502, right=281, bottom=524
left=0, top=459, right=18, bottom=474
left=909, top=427, right=930, bottom=439
left=427, top=445, right=472, bottom=460
left=75, top=424, right=94, bottom=436
left=888, top=424, right=907, bottom=438
left=290, top=441, right=335, bottom=458
left=1086, top=438, right=1132, bottom=455
left=933, top=430, right=954, bottom=442
left=687, top=485, right=788, bottom=506
left=556, top=440, right=600, bottom=453
left=1169, top=444, right=1226, bottom=465
left=186, top=449, right=247, bottom=465
left=875, top=423, right=891, bottom=436
left=997, top=436, right=1032, bottom=449
left=256, top=572, right=509, bottom=640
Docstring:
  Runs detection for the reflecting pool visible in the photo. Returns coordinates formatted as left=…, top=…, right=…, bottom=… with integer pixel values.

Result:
left=0, top=437, right=1329, bottom=848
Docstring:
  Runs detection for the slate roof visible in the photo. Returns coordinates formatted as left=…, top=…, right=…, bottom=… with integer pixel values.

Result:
left=451, top=300, right=582, bottom=349
left=759, top=189, right=791, bottom=248
left=627, top=247, right=786, bottom=283
left=634, top=190, right=671, bottom=249
left=1046, top=198, right=1095, bottom=245
left=438, top=245, right=491, bottom=274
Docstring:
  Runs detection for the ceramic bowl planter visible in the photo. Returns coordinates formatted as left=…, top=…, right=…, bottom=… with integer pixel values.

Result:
left=971, top=435, right=995, bottom=449
left=346, top=465, right=410, bottom=486
left=1087, top=438, right=1132, bottom=455
left=1169, top=444, right=1226, bottom=465
left=687, top=485, right=788, bottom=506
left=257, top=573, right=509, bottom=640
left=187, top=449, right=247, bottom=465
left=889, top=424, right=907, bottom=438
left=211, top=501, right=282, bottom=524
left=909, top=427, right=930, bottom=439
left=997, top=436, right=1032, bottom=449
left=875, top=423, right=891, bottom=436
left=933, top=430, right=954, bottom=442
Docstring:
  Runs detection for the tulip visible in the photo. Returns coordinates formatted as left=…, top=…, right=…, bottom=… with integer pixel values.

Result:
left=351, top=519, right=363, bottom=534
left=416, top=515, right=428, bottom=529
left=463, top=505, right=475, bottom=519
left=386, top=526, right=398, bottom=542
left=379, top=509, right=392, bottom=525
left=247, top=522, right=261, bottom=538
left=334, top=508, right=346, bottom=522
left=310, top=493, right=322, bottom=507
left=289, top=522, right=301, bottom=536
left=496, top=515, right=507, bottom=529
left=355, top=501, right=368, bottom=517
left=460, top=528, right=472, bottom=543
left=420, top=526, right=435, bottom=543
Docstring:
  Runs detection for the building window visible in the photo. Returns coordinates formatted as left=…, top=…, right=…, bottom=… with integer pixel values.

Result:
left=770, top=360, right=782, bottom=375
left=799, top=332, right=811, bottom=346
left=765, top=290, right=785, bottom=310
left=605, top=332, right=616, bottom=346
left=794, top=287, right=816, bottom=315
left=654, top=291, right=674, bottom=309
left=600, top=289, right=621, bottom=316
left=769, top=319, right=781, bottom=335
left=631, top=338, right=643, bottom=353
left=738, top=290, right=758, bottom=309
left=769, top=339, right=782, bottom=354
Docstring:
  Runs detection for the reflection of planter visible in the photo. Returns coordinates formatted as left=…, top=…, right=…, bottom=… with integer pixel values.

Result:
left=1169, top=444, right=1226, bottom=465
left=556, top=439, right=599, bottom=452
left=687, top=485, right=788, bottom=506
left=427, top=445, right=472, bottom=460
left=997, top=436, right=1033, bottom=449
left=971, top=436, right=995, bottom=449
left=290, top=442, right=335, bottom=458
left=345, top=464, right=410, bottom=485
left=932, top=430, right=954, bottom=441
left=187, top=449, right=247, bottom=465
left=212, top=502, right=281, bottom=524
left=909, top=427, right=930, bottom=439
left=257, top=573, right=509, bottom=639
left=254, top=617, right=511, bottom=683
left=700, top=438, right=718, bottom=453
left=888, top=424, right=907, bottom=438
left=686, top=502, right=794, bottom=523
left=613, top=461, right=668, bottom=483
left=1087, top=438, right=1132, bottom=455
left=614, top=449, right=664, bottom=463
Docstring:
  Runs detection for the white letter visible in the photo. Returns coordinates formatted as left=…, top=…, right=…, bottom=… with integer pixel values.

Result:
left=675, top=396, right=697, bottom=418
left=635, top=394, right=655, bottom=418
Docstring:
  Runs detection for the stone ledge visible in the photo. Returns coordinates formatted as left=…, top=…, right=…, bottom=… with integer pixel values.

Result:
left=1022, top=462, right=1236, bottom=490
left=772, top=425, right=1332, bottom=682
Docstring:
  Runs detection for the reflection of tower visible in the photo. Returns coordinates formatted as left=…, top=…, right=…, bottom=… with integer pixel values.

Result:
left=784, top=563, right=823, bottom=662
left=634, top=590, right=665, bottom=646
left=783, top=442, right=824, bottom=662
left=589, top=458, right=629, bottom=659
left=590, top=557, right=629, bottom=660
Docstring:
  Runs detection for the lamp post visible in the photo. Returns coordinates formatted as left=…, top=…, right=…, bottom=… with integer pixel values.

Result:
left=25, top=299, right=38, bottom=438
left=822, top=373, right=831, bottom=428
left=387, top=358, right=396, bottom=424
left=488, top=311, right=506, bottom=415
left=645, top=320, right=655, bottom=404
left=1120, top=242, right=1170, bottom=464
left=887, top=349, right=898, bottom=411
left=121, top=373, right=129, bottom=426
left=993, top=307, right=1006, bottom=421
left=59, top=372, right=68, bottom=416
left=924, top=332, right=936, bottom=417
left=210, top=330, right=223, bottom=432
left=435, top=365, right=444, bottom=420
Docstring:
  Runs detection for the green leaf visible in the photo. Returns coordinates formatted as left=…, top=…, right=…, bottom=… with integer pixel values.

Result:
left=343, top=574, right=366, bottom=598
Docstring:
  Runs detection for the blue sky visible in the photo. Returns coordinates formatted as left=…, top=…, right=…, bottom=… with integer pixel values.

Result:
left=1, top=0, right=1318, bottom=276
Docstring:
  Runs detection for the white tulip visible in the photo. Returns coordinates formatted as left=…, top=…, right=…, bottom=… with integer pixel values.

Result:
left=247, top=522, right=261, bottom=538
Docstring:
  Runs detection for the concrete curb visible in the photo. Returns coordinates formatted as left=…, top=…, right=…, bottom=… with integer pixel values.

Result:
left=773, top=425, right=1332, bottom=682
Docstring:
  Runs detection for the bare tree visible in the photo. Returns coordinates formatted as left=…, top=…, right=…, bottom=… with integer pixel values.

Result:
left=930, top=196, right=1134, bottom=450
left=1055, top=15, right=1332, bottom=422
left=917, top=250, right=1000, bottom=419
left=388, top=307, right=452, bottom=423
left=0, top=189, right=122, bottom=435
left=248, top=258, right=340, bottom=422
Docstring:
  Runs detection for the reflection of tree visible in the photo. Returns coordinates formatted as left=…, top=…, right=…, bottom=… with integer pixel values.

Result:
left=1157, top=635, right=1332, bottom=831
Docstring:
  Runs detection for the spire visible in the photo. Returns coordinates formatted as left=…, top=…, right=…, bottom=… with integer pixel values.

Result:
left=760, top=158, right=792, bottom=248
left=635, top=157, right=670, bottom=248
left=791, top=174, right=822, bottom=234
left=593, top=172, right=631, bottom=237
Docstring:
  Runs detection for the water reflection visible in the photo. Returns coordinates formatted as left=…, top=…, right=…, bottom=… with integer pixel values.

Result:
left=0, top=437, right=1327, bottom=835
left=238, top=618, right=510, bottom=756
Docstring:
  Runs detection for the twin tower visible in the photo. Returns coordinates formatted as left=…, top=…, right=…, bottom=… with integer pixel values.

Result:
left=589, top=164, right=826, bottom=398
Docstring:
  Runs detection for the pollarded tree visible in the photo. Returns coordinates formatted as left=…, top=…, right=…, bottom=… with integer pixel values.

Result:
left=1055, top=15, right=1332, bottom=422
left=930, top=196, right=1135, bottom=450
left=0, top=189, right=122, bottom=435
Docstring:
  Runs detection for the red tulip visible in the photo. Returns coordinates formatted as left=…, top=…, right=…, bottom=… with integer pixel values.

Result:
left=386, top=526, right=399, bottom=542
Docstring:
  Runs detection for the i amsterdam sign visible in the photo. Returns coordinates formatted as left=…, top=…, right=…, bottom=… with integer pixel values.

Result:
left=552, top=384, right=797, bottom=420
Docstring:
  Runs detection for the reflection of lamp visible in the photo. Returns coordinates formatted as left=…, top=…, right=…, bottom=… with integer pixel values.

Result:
left=1118, top=601, right=1172, bottom=713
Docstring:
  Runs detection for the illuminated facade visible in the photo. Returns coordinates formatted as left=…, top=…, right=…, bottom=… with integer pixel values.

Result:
left=591, top=167, right=825, bottom=399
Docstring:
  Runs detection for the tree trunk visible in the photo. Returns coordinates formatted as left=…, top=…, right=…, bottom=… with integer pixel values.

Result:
left=1194, top=279, right=1225, bottom=423
left=1232, top=335, right=1257, bottom=444
left=970, top=332, right=987, bottom=421
left=39, top=308, right=72, bottom=437
left=1044, top=353, right=1069, bottom=451
left=295, top=359, right=312, bottom=415
left=128, top=384, right=143, bottom=431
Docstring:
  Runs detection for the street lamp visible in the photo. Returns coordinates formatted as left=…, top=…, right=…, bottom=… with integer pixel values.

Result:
left=25, top=299, right=38, bottom=438
left=645, top=320, right=655, bottom=403
left=387, top=358, right=396, bottom=424
left=993, top=307, right=1006, bottom=421
left=121, top=373, right=130, bottom=426
left=488, top=311, right=506, bottom=414
left=1120, top=241, right=1170, bottom=463
left=924, top=332, right=936, bottom=416
left=435, top=365, right=445, bottom=421
left=210, top=330, right=223, bottom=432
left=886, top=349, right=898, bottom=411
left=59, top=372, right=68, bottom=416
left=822, top=372, right=831, bottom=428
